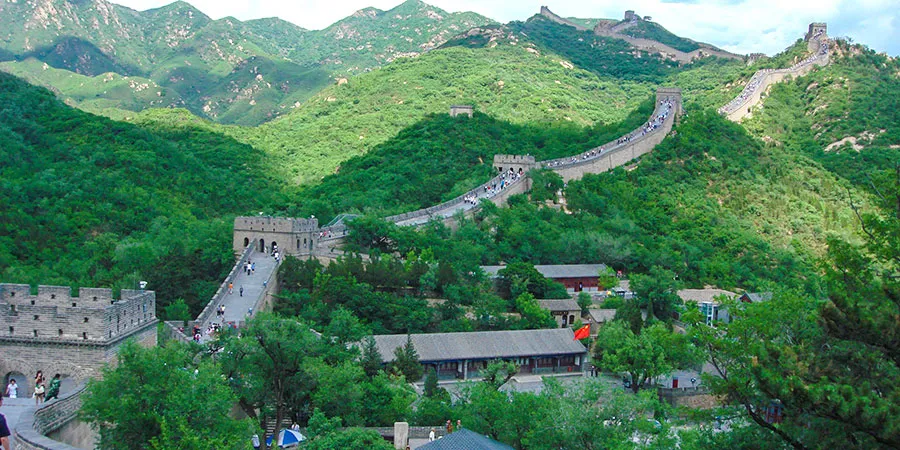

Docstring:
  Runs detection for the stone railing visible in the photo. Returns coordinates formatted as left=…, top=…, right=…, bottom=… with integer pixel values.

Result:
left=14, top=384, right=87, bottom=450
left=718, top=31, right=829, bottom=119
left=193, top=244, right=254, bottom=328
left=160, top=320, right=192, bottom=344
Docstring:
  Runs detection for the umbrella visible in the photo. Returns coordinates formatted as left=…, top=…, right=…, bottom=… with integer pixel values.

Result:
left=265, top=429, right=306, bottom=448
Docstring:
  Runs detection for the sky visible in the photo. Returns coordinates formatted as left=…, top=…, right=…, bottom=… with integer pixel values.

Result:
left=110, top=0, right=899, bottom=56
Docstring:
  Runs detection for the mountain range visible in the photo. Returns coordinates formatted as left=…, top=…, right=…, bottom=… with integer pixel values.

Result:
left=0, top=0, right=493, bottom=124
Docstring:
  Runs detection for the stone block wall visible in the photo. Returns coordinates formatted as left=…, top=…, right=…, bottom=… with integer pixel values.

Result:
left=0, top=285, right=155, bottom=343
left=0, top=321, right=157, bottom=395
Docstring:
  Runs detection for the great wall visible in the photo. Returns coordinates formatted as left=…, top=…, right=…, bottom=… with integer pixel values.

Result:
left=539, top=6, right=744, bottom=63
left=718, top=23, right=830, bottom=121
left=0, top=12, right=831, bottom=449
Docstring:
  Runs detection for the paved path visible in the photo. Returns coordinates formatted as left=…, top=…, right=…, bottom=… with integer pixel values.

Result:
left=199, top=250, right=278, bottom=339
left=1, top=397, right=30, bottom=449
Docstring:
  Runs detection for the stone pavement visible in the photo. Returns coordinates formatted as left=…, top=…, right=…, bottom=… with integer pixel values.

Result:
left=1, top=396, right=31, bottom=448
left=199, top=250, right=279, bottom=338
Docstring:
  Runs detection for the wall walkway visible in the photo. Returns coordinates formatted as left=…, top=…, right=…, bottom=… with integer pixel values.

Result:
left=718, top=29, right=830, bottom=121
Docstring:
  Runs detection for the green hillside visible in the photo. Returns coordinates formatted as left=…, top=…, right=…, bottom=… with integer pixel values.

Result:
left=133, top=42, right=655, bottom=185
left=287, top=99, right=654, bottom=221
left=0, top=72, right=288, bottom=316
left=0, top=0, right=493, bottom=125
left=619, top=20, right=701, bottom=53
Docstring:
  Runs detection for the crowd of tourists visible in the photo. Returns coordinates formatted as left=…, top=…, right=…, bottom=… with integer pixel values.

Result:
left=720, top=31, right=829, bottom=114
left=545, top=98, right=674, bottom=169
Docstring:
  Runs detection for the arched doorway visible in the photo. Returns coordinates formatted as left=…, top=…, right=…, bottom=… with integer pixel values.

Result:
left=4, top=371, right=27, bottom=398
left=271, top=242, right=278, bottom=254
left=258, top=238, right=265, bottom=253
left=243, top=237, right=249, bottom=248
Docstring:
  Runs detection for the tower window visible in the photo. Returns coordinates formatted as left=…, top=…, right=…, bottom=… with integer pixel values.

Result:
left=72, top=302, right=77, bottom=307
left=50, top=294, right=55, bottom=299
left=33, top=315, right=39, bottom=320
left=84, top=317, right=89, bottom=323
left=58, top=329, right=63, bottom=336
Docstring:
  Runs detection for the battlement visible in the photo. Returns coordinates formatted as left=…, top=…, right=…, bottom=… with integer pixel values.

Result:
left=234, top=216, right=319, bottom=233
left=0, top=284, right=156, bottom=343
left=493, top=154, right=538, bottom=174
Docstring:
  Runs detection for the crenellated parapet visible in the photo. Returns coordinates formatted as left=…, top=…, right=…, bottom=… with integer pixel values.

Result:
left=0, top=284, right=156, bottom=343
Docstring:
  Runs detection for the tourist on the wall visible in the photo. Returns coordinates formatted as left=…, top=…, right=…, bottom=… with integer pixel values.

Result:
left=34, top=382, right=45, bottom=405
left=4, top=380, right=16, bottom=399
left=45, top=374, right=61, bottom=401
left=0, top=396, right=11, bottom=450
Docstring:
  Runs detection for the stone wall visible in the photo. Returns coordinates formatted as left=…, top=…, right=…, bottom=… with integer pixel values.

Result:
left=658, top=386, right=720, bottom=409
left=13, top=384, right=94, bottom=450
left=192, top=245, right=254, bottom=332
left=719, top=23, right=829, bottom=121
left=493, top=154, right=537, bottom=174
left=538, top=6, right=588, bottom=31
left=0, top=322, right=156, bottom=394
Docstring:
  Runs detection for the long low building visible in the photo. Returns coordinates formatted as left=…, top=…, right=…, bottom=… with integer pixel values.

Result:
left=481, top=264, right=608, bottom=292
left=371, top=328, right=588, bottom=380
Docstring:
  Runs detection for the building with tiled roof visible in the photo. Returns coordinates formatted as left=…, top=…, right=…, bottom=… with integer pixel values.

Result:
left=371, top=328, right=587, bottom=380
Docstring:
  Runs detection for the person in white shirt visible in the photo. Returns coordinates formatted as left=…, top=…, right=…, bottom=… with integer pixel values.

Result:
left=4, top=380, right=16, bottom=399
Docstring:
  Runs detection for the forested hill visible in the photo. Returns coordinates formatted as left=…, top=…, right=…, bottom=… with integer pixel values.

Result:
left=0, top=72, right=288, bottom=316
left=0, top=0, right=493, bottom=125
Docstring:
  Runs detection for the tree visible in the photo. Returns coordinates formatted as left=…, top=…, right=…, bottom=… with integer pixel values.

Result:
left=161, top=297, right=191, bottom=323
left=576, top=291, right=593, bottom=314
left=482, top=360, right=519, bottom=389
left=529, top=169, right=564, bottom=203
left=515, top=292, right=556, bottom=329
left=305, top=409, right=393, bottom=450
left=360, top=336, right=384, bottom=377
left=497, top=262, right=569, bottom=300
left=630, top=266, right=681, bottom=322
left=392, top=334, right=424, bottom=381
left=423, top=367, right=440, bottom=397
left=594, top=321, right=699, bottom=393
left=216, top=313, right=323, bottom=450
left=80, top=341, right=252, bottom=450
left=597, top=266, right=620, bottom=290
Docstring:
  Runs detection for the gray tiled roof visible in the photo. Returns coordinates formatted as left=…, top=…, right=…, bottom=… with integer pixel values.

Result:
left=418, top=429, right=514, bottom=450
left=740, top=292, right=773, bottom=303
left=588, top=309, right=617, bottom=323
left=677, top=289, right=737, bottom=304
left=537, top=299, right=580, bottom=312
left=481, top=264, right=607, bottom=279
left=371, top=328, right=586, bottom=363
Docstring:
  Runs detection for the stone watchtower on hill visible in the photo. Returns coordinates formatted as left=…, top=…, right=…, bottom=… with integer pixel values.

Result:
left=450, top=105, right=474, bottom=118
left=0, top=284, right=157, bottom=394
left=806, top=23, right=828, bottom=51
left=233, top=216, right=319, bottom=257
left=493, top=154, right=538, bottom=175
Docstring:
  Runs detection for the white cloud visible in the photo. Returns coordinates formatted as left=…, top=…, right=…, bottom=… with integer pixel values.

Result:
left=110, top=0, right=899, bottom=55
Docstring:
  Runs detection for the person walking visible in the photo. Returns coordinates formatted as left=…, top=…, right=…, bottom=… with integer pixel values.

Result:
left=45, top=374, right=61, bottom=401
left=429, top=428, right=436, bottom=442
left=0, top=396, right=11, bottom=450
left=239, top=286, right=244, bottom=297
left=228, top=282, right=234, bottom=294
left=4, top=379, right=16, bottom=399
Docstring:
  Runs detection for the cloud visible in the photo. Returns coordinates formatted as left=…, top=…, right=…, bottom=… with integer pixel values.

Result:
left=110, top=0, right=899, bottom=55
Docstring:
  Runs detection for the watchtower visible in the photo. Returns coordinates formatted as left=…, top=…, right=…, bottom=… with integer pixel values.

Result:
left=805, top=23, right=828, bottom=52
left=450, top=105, right=474, bottom=118
left=0, top=284, right=157, bottom=392
left=624, top=10, right=637, bottom=22
left=233, top=216, right=319, bottom=257
left=806, top=23, right=827, bottom=41
left=493, top=154, right=538, bottom=175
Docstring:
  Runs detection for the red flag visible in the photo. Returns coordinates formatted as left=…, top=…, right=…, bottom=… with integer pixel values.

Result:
left=573, top=324, right=590, bottom=340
